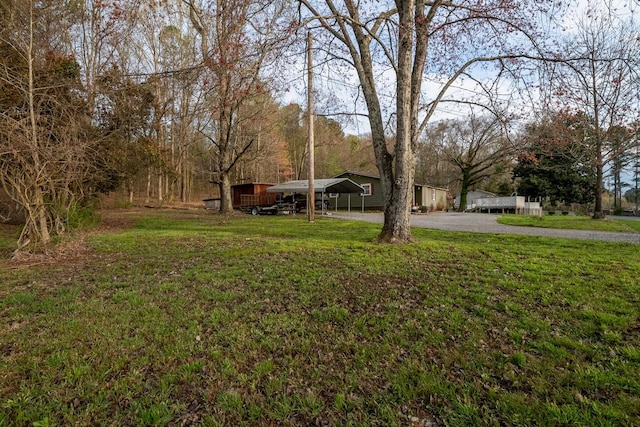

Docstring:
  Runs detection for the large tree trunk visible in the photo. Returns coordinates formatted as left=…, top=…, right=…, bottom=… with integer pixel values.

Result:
left=458, top=191, right=468, bottom=213
left=218, top=173, right=233, bottom=213
left=378, top=1, right=416, bottom=243
left=379, top=170, right=414, bottom=243
left=594, top=160, right=605, bottom=219
left=457, top=169, right=471, bottom=212
left=145, top=169, right=152, bottom=204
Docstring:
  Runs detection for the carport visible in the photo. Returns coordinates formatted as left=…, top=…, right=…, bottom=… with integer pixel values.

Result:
left=266, top=178, right=364, bottom=214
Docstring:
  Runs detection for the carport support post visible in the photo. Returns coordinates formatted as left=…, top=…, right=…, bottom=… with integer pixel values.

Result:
left=307, top=32, right=315, bottom=223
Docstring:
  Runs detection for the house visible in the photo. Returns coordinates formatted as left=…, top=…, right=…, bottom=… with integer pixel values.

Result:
left=453, top=189, right=496, bottom=211
left=452, top=189, right=542, bottom=215
left=474, top=196, right=542, bottom=215
left=332, top=170, right=449, bottom=212
left=414, top=184, right=449, bottom=212
left=331, top=171, right=385, bottom=211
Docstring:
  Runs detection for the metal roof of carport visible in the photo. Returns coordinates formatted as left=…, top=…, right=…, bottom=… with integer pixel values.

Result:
left=266, top=178, right=364, bottom=194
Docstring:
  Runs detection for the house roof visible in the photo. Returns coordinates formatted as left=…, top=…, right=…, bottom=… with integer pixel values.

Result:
left=334, top=170, right=448, bottom=191
left=230, top=182, right=275, bottom=188
left=266, top=178, right=365, bottom=194
left=416, top=184, right=449, bottom=192
left=333, top=170, right=381, bottom=180
left=470, top=189, right=497, bottom=197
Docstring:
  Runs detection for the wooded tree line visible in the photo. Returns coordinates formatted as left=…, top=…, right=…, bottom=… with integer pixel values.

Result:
left=1, top=0, right=639, bottom=250
left=0, top=0, right=375, bottom=251
left=418, top=110, right=639, bottom=214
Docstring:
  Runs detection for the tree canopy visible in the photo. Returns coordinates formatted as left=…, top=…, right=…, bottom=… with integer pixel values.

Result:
left=513, top=112, right=596, bottom=207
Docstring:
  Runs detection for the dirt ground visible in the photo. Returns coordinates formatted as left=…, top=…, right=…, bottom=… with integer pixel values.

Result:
left=0, top=204, right=215, bottom=270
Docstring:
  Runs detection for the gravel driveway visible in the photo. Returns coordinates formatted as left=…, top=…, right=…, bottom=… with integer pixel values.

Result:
left=329, top=212, right=640, bottom=244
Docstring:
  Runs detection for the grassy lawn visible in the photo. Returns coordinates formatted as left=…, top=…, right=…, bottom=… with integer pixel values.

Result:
left=0, top=224, right=20, bottom=260
left=498, top=214, right=640, bottom=233
left=1, top=208, right=639, bottom=426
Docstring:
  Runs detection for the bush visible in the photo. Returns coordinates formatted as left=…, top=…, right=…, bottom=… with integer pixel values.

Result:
left=66, top=205, right=100, bottom=231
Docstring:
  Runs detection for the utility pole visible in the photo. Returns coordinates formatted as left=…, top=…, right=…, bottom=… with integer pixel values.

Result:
left=633, top=140, right=640, bottom=216
left=307, top=32, right=315, bottom=223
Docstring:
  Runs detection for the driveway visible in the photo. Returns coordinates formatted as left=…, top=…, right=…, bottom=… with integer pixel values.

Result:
left=329, top=212, right=640, bottom=244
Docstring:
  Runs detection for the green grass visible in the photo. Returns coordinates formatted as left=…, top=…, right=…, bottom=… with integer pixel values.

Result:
left=0, top=224, right=20, bottom=259
left=611, top=218, right=640, bottom=232
left=498, top=214, right=640, bottom=232
left=1, top=209, right=639, bottom=426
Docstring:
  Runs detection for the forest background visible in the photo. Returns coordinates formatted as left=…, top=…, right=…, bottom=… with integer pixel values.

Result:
left=1, top=0, right=639, bottom=250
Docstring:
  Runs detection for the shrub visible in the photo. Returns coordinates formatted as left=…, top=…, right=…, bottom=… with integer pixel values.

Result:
left=66, top=205, right=100, bottom=231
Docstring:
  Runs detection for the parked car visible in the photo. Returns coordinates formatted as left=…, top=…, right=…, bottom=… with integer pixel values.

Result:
left=282, top=193, right=330, bottom=212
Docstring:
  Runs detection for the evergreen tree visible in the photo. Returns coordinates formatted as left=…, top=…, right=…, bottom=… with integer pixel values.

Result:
left=514, top=114, right=596, bottom=207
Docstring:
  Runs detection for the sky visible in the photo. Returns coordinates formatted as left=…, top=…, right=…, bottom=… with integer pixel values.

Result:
left=280, top=0, right=638, bottom=135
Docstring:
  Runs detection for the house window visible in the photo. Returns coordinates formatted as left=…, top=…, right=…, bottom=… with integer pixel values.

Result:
left=361, top=183, right=372, bottom=196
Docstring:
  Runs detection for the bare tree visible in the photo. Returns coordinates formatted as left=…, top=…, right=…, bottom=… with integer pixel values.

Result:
left=67, top=0, right=141, bottom=119
left=0, top=1, right=116, bottom=252
left=279, top=103, right=307, bottom=180
left=158, top=24, right=206, bottom=203
left=415, top=135, right=457, bottom=191
left=101, top=1, right=211, bottom=206
left=185, top=0, right=294, bottom=213
left=231, top=89, right=284, bottom=183
left=426, top=116, right=514, bottom=211
left=277, top=103, right=354, bottom=180
left=548, top=8, right=640, bottom=218
left=299, top=0, right=565, bottom=242
left=95, top=67, right=158, bottom=204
